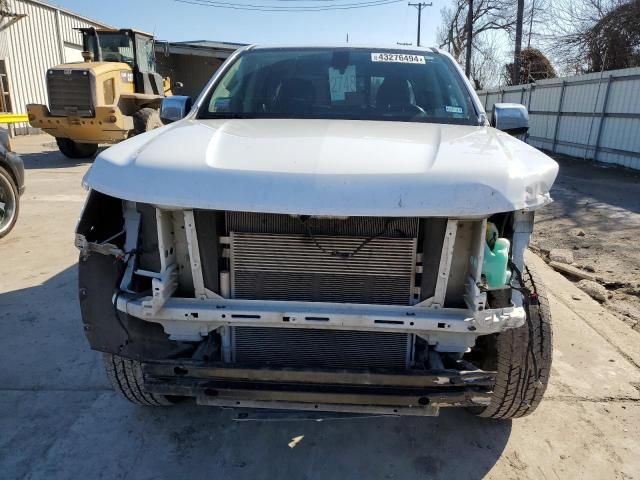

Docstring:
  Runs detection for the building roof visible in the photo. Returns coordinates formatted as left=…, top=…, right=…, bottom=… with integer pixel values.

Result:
left=22, top=0, right=113, bottom=28
left=154, top=40, right=245, bottom=59
left=170, top=40, right=247, bottom=49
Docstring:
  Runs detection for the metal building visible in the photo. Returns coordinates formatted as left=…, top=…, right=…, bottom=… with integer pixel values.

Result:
left=0, top=0, right=110, bottom=133
left=155, top=40, right=244, bottom=100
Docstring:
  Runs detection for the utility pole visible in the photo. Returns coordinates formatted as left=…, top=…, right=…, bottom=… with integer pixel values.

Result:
left=513, top=0, right=525, bottom=85
left=464, top=0, right=473, bottom=77
left=408, top=2, right=432, bottom=47
left=527, top=0, right=535, bottom=48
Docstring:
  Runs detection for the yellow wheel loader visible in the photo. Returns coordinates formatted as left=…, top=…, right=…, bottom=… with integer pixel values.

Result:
left=27, top=28, right=173, bottom=159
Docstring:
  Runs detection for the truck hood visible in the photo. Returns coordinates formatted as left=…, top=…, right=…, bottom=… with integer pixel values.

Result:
left=84, top=119, right=559, bottom=217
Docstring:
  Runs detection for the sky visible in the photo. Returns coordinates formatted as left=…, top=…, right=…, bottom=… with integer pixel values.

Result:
left=47, top=0, right=443, bottom=47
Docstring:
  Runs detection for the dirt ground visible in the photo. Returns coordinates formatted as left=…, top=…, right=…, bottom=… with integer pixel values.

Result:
left=1, top=135, right=639, bottom=480
left=531, top=154, right=640, bottom=332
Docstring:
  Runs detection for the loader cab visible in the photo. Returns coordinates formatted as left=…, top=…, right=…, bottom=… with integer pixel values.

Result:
left=79, top=28, right=165, bottom=96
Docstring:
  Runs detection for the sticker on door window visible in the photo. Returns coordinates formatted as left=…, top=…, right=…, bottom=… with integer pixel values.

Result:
left=371, top=53, right=426, bottom=64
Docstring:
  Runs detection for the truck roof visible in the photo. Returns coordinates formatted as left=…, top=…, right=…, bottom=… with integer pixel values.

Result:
left=246, top=44, right=444, bottom=54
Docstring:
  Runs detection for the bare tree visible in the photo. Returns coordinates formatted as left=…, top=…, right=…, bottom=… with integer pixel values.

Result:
left=437, top=0, right=518, bottom=62
left=0, top=0, right=11, bottom=20
left=586, top=0, right=640, bottom=71
left=1, top=0, right=25, bottom=32
left=438, top=0, right=552, bottom=86
left=543, top=0, right=630, bottom=73
left=469, top=34, right=504, bottom=89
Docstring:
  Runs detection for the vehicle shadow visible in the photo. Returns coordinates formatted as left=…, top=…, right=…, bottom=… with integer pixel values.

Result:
left=1, top=264, right=511, bottom=479
left=0, top=264, right=109, bottom=391
left=43, top=398, right=512, bottom=479
left=149, top=405, right=513, bottom=480
left=530, top=154, right=640, bottom=251
left=18, top=146, right=107, bottom=170
left=545, top=153, right=640, bottom=216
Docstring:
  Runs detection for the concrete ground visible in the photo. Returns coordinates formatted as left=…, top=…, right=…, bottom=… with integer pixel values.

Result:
left=531, top=154, right=640, bottom=331
left=1, top=135, right=639, bottom=480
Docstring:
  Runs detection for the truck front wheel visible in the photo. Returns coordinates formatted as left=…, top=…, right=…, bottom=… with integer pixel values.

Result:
left=473, top=265, right=553, bottom=419
left=56, top=138, right=98, bottom=159
left=103, top=353, right=174, bottom=406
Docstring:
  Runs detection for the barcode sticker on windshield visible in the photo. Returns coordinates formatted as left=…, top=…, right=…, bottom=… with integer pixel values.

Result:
left=371, top=53, right=425, bottom=64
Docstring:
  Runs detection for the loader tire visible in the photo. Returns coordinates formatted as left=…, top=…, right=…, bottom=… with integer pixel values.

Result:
left=474, top=264, right=552, bottom=419
left=103, top=353, right=174, bottom=406
left=56, top=138, right=98, bottom=159
left=132, top=108, right=163, bottom=135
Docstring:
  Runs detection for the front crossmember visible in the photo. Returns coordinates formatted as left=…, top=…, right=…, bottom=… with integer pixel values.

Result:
left=143, top=361, right=496, bottom=416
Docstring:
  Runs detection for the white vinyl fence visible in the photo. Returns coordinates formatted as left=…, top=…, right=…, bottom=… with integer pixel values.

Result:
left=477, top=67, right=640, bottom=170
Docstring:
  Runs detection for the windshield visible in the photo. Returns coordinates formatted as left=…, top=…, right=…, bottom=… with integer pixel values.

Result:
left=199, top=48, right=479, bottom=125
left=85, top=32, right=135, bottom=66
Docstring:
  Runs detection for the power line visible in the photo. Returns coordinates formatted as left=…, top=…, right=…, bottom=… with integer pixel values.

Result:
left=173, top=0, right=404, bottom=11
left=176, top=0, right=402, bottom=9
left=407, top=2, right=432, bottom=47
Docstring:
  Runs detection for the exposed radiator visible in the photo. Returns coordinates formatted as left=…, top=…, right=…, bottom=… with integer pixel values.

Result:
left=226, top=213, right=419, bottom=306
left=223, top=212, right=419, bottom=370
left=233, top=327, right=412, bottom=369
left=226, top=212, right=419, bottom=238
left=230, top=232, right=417, bottom=305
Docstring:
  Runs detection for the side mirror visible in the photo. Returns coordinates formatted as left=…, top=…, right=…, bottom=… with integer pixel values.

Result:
left=160, top=95, right=192, bottom=124
left=491, top=103, right=529, bottom=136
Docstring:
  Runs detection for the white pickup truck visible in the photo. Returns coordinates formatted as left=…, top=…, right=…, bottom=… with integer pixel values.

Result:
left=76, top=45, right=558, bottom=418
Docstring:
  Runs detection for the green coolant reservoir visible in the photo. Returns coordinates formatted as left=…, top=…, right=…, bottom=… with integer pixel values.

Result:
left=482, top=237, right=512, bottom=289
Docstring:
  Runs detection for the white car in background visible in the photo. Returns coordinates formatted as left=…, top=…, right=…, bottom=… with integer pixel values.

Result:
left=76, top=45, right=558, bottom=418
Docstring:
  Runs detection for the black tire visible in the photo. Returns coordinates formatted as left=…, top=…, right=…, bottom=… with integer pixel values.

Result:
left=474, top=264, right=552, bottom=419
left=103, top=353, right=174, bottom=406
left=132, top=107, right=163, bottom=136
left=56, top=138, right=98, bottom=159
left=0, top=165, right=19, bottom=239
